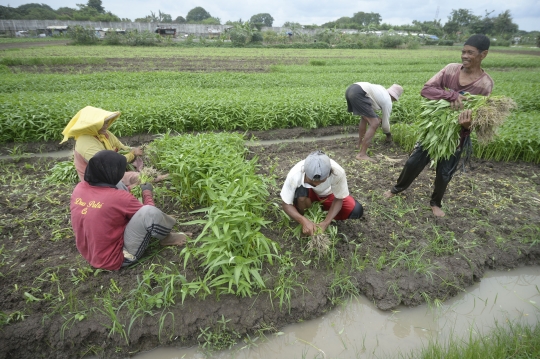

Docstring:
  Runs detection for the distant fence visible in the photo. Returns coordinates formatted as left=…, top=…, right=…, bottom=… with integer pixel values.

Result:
left=0, top=20, right=318, bottom=36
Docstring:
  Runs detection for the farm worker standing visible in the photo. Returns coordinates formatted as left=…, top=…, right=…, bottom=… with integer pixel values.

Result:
left=280, top=150, right=363, bottom=236
left=70, top=150, right=190, bottom=270
left=60, top=106, right=144, bottom=190
left=383, top=34, right=494, bottom=217
left=345, top=82, right=403, bottom=162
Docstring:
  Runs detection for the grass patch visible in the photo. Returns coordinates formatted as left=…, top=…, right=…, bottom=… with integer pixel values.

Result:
left=396, top=320, right=540, bottom=359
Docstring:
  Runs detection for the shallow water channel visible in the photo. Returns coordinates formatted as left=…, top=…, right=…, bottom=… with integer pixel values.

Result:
left=132, top=266, right=540, bottom=359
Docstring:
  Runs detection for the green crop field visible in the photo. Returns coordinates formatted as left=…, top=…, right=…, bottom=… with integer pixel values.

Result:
left=2, top=43, right=540, bottom=358
left=1, top=45, right=539, bottom=162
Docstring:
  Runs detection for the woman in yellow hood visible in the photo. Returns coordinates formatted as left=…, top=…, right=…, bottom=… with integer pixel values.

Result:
left=61, top=106, right=144, bottom=189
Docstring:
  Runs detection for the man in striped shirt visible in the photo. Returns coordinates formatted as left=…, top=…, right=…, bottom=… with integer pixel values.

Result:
left=384, top=34, right=494, bottom=217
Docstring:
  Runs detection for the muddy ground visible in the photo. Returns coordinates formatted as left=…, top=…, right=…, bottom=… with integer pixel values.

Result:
left=1, top=126, right=540, bottom=358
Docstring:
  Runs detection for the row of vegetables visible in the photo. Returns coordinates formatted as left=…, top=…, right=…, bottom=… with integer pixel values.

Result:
left=0, top=49, right=539, bottom=162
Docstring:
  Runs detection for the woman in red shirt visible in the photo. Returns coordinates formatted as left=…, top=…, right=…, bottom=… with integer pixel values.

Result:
left=70, top=150, right=189, bottom=270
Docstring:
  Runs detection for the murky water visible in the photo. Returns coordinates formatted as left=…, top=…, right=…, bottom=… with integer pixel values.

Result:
left=134, top=266, right=540, bottom=359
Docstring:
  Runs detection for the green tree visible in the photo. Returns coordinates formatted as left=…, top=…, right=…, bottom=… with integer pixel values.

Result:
left=283, top=21, right=302, bottom=28
left=57, top=7, right=77, bottom=20
left=134, top=16, right=151, bottom=22
left=158, top=10, right=172, bottom=23
left=225, top=19, right=243, bottom=25
left=443, top=20, right=460, bottom=38
left=250, top=13, right=274, bottom=27
left=24, top=7, right=57, bottom=20
left=229, top=20, right=258, bottom=46
left=335, top=16, right=353, bottom=27
left=201, top=17, right=220, bottom=25
left=493, top=10, right=518, bottom=39
left=412, top=20, right=443, bottom=37
left=134, top=11, right=171, bottom=23
left=352, top=11, right=382, bottom=26
left=11, top=3, right=57, bottom=20
left=186, top=6, right=211, bottom=23
left=443, top=8, right=481, bottom=39
left=446, top=9, right=480, bottom=28
left=73, top=4, right=120, bottom=21
left=174, top=16, right=186, bottom=24
left=0, top=5, right=21, bottom=19
left=87, top=0, right=104, bottom=13
left=469, top=11, right=494, bottom=35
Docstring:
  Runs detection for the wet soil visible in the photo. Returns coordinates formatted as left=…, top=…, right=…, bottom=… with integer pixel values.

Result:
left=1, top=126, right=539, bottom=358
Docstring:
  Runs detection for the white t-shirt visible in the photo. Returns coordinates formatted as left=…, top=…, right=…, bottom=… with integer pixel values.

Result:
left=280, top=159, right=349, bottom=205
left=355, top=82, right=393, bottom=133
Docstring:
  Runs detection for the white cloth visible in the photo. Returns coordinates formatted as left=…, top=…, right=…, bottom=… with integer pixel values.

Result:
left=280, top=159, right=349, bottom=205
left=355, top=82, right=394, bottom=133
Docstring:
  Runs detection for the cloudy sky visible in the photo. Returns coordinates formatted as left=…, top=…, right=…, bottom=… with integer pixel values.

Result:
left=5, top=0, right=540, bottom=32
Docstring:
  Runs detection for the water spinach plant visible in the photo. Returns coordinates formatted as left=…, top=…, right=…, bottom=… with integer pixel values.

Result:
left=147, top=132, right=280, bottom=299
left=414, top=94, right=516, bottom=164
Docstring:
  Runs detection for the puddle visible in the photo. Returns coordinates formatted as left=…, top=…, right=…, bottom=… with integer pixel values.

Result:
left=133, top=266, right=540, bottom=359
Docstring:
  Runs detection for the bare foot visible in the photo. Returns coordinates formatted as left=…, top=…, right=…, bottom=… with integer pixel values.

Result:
left=431, top=206, right=445, bottom=217
left=160, top=232, right=192, bottom=246
left=356, top=154, right=376, bottom=163
left=383, top=190, right=395, bottom=199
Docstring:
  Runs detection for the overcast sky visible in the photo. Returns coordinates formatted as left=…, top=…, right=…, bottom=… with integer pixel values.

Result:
left=5, top=0, right=540, bottom=32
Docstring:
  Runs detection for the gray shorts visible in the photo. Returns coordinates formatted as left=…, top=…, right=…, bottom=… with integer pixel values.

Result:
left=121, top=205, right=176, bottom=266
left=345, top=84, right=378, bottom=118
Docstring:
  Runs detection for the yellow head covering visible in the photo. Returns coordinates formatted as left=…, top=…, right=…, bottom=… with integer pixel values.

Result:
left=60, top=106, right=121, bottom=149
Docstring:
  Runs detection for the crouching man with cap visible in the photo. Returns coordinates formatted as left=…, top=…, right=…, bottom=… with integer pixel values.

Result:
left=280, top=151, right=363, bottom=236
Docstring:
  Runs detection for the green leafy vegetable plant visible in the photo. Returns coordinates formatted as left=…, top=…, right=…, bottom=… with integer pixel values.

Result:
left=415, top=94, right=516, bottom=164
left=45, top=160, right=78, bottom=184
left=148, top=132, right=280, bottom=298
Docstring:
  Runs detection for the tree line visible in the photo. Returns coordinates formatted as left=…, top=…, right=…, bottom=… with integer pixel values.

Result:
left=1, top=1, right=537, bottom=42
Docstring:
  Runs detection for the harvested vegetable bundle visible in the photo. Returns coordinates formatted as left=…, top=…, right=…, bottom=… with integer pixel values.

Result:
left=471, top=96, right=517, bottom=144
left=415, top=94, right=516, bottom=163
left=307, top=232, right=331, bottom=254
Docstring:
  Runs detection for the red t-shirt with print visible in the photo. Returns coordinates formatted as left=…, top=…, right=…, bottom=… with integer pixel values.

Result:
left=70, top=182, right=144, bottom=270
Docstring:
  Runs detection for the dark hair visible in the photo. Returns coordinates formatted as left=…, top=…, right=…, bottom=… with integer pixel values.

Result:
left=464, top=34, right=490, bottom=52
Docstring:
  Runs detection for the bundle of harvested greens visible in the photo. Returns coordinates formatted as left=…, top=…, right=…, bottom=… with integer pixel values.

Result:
left=306, top=231, right=331, bottom=254
left=470, top=96, right=517, bottom=144
left=415, top=94, right=516, bottom=163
